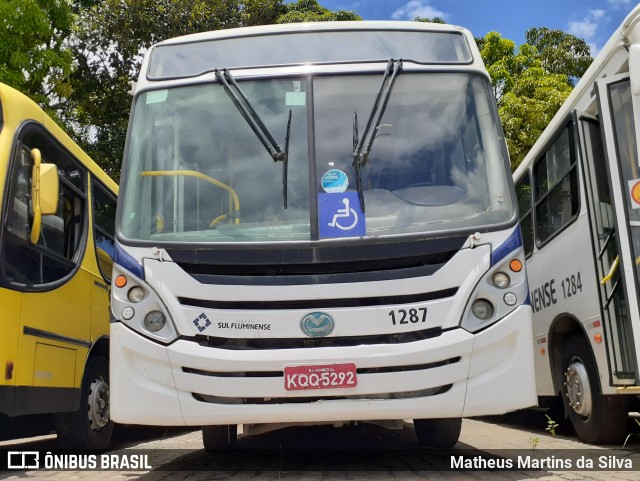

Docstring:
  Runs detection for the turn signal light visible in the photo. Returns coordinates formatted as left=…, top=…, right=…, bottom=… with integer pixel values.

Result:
left=115, top=275, right=127, bottom=288
left=509, top=259, right=523, bottom=272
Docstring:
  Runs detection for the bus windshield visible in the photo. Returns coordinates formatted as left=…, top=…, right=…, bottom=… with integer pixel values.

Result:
left=120, top=72, right=514, bottom=243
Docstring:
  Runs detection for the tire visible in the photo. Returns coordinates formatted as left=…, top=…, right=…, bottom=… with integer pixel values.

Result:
left=202, top=425, right=237, bottom=451
left=562, top=335, right=628, bottom=444
left=56, top=355, right=114, bottom=450
left=413, top=418, right=462, bottom=447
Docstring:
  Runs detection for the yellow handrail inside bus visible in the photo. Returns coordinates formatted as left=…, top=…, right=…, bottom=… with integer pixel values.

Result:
left=600, top=254, right=640, bottom=285
left=141, top=170, right=240, bottom=225
left=601, top=256, right=619, bottom=285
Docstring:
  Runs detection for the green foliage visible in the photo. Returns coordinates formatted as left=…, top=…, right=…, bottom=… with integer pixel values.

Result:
left=276, top=0, right=361, bottom=23
left=43, top=0, right=589, bottom=178
left=480, top=29, right=591, bottom=169
left=0, top=0, right=73, bottom=113
left=480, top=32, right=517, bottom=104
left=526, top=27, right=592, bottom=82
left=413, top=17, right=446, bottom=24
left=499, top=67, right=572, bottom=168
left=544, top=414, right=560, bottom=438
left=65, top=0, right=360, bottom=177
left=67, top=0, right=288, bottom=178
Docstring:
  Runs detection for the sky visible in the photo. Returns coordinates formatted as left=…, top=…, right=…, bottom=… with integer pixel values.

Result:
left=319, top=0, right=639, bottom=56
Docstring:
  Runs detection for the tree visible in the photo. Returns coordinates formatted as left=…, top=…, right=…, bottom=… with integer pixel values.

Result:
left=67, top=0, right=287, bottom=178
left=67, top=0, right=361, bottom=178
left=526, top=27, right=592, bottom=82
left=479, top=29, right=591, bottom=168
left=413, top=17, right=446, bottom=24
left=0, top=0, right=74, bottom=114
left=499, top=65, right=572, bottom=165
left=480, top=32, right=517, bottom=105
left=276, top=0, right=361, bottom=23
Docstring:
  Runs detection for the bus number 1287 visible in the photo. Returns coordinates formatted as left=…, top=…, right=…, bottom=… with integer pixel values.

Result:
left=388, top=308, right=427, bottom=325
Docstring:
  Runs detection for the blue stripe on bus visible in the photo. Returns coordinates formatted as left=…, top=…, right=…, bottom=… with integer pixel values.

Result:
left=490, top=225, right=523, bottom=267
left=115, top=244, right=145, bottom=280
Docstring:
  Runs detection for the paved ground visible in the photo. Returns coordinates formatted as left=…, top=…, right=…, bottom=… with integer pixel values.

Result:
left=0, top=414, right=639, bottom=480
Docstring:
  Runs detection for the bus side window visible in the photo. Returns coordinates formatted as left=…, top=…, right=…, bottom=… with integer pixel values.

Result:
left=533, top=125, right=579, bottom=244
left=0, top=127, right=87, bottom=287
left=92, top=181, right=116, bottom=281
left=516, top=173, right=534, bottom=256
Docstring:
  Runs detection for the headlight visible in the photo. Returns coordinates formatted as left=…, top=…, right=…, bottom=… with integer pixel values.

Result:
left=471, top=299, right=494, bottom=320
left=127, top=286, right=145, bottom=303
left=460, top=243, right=528, bottom=333
left=144, top=311, right=166, bottom=332
left=111, top=265, right=177, bottom=344
left=492, top=272, right=510, bottom=289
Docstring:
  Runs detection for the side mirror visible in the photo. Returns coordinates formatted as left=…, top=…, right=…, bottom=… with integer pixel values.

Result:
left=96, top=247, right=114, bottom=281
left=30, top=148, right=59, bottom=244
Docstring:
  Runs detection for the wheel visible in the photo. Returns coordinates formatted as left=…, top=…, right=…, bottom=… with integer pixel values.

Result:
left=56, top=355, right=113, bottom=449
left=562, top=335, right=628, bottom=444
left=202, top=425, right=237, bottom=451
left=413, top=418, right=461, bottom=447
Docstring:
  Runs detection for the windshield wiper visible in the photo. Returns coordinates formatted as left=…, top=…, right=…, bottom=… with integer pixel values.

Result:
left=215, top=68, right=291, bottom=208
left=352, top=58, right=402, bottom=213
left=283, top=110, right=292, bottom=208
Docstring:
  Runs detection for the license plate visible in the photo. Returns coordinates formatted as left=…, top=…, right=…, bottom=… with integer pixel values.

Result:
left=284, top=363, right=357, bottom=391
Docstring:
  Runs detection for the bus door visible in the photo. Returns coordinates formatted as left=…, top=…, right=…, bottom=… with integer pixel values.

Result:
left=578, top=73, right=640, bottom=387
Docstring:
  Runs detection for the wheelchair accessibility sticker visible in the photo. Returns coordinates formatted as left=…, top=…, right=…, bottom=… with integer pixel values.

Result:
left=318, top=192, right=366, bottom=238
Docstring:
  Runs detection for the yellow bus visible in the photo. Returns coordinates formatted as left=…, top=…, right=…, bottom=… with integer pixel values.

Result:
left=0, top=82, right=117, bottom=449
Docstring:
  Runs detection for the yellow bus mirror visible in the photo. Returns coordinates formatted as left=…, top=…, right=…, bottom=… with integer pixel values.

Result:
left=38, top=164, right=59, bottom=215
left=30, top=148, right=59, bottom=244
left=96, top=247, right=114, bottom=280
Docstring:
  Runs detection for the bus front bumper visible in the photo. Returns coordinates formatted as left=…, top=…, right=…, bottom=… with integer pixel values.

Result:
left=110, top=306, right=535, bottom=426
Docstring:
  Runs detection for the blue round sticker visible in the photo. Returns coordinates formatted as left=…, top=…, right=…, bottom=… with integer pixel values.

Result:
left=321, top=169, right=349, bottom=193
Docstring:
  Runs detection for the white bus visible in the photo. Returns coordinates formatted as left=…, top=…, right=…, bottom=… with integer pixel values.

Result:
left=513, top=4, right=640, bottom=444
left=111, top=21, right=535, bottom=449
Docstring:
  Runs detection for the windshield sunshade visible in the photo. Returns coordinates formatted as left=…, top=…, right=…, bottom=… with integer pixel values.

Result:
left=148, top=30, right=472, bottom=79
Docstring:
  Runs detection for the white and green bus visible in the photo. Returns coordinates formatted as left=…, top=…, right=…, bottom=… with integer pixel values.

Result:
left=111, top=21, right=535, bottom=449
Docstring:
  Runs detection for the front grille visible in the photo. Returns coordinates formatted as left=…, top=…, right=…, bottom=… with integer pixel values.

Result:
left=182, top=357, right=461, bottom=378
left=166, top=236, right=468, bottom=286
left=192, top=384, right=453, bottom=405
left=187, top=326, right=445, bottom=350
left=179, top=288, right=457, bottom=311
left=178, top=250, right=457, bottom=276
